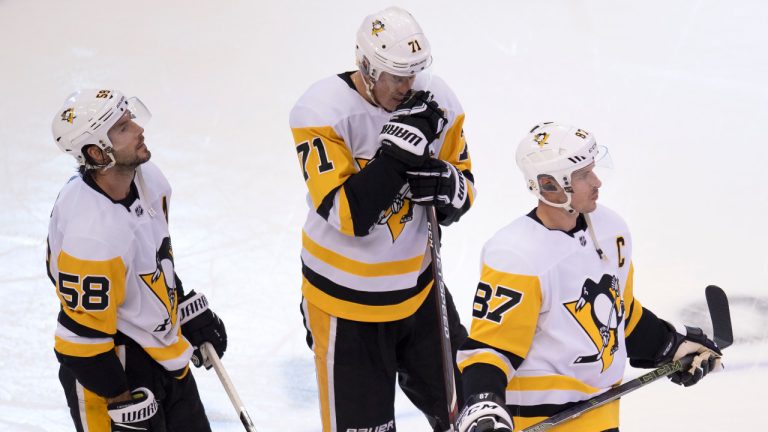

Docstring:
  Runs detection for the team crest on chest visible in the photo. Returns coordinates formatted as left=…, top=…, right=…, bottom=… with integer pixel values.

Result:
left=564, top=274, right=625, bottom=372
left=357, top=157, right=414, bottom=242
left=139, top=237, right=178, bottom=330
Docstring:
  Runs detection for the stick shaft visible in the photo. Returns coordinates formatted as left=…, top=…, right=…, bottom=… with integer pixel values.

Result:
left=426, top=206, right=458, bottom=431
left=201, top=343, right=258, bottom=432
left=523, top=286, right=732, bottom=431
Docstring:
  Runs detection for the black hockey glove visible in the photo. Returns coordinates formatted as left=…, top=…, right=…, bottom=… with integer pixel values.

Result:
left=457, top=393, right=513, bottom=432
left=652, top=322, right=723, bottom=387
left=406, top=158, right=467, bottom=209
left=179, top=290, right=227, bottom=369
left=108, top=387, right=158, bottom=432
left=379, top=90, right=447, bottom=167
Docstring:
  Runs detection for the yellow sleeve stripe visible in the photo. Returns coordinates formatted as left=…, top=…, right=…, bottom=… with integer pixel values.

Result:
left=302, top=277, right=432, bottom=322
left=437, top=114, right=471, bottom=172
left=57, top=251, right=125, bottom=335
left=175, top=365, right=190, bottom=380
left=508, top=374, right=601, bottom=394
left=302, top=230, right=423, bottom=276
left=623, top=262, right=643, bottom=337
left=457, top=349, right=512, bottom=378
left=337, top=187, right=354, bottom=236
left=468, top=265, right=541, bottom=360
left=54, top=336, right=114, bottom=357
left=466, top=177, right=476, bottom=205
left=292, top=126, right=357, bottom=210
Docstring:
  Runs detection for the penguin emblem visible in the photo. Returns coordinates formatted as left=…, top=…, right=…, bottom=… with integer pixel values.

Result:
left=564, top=274, right=625, bottom=372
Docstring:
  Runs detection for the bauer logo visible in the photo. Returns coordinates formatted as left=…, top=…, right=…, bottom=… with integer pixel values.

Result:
left=371, top=20, right=385, bottom=36
left=346, top=420, right=394, bottom=432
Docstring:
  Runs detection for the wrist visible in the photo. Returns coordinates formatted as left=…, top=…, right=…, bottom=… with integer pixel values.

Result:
left=106, top=390, right=132, bottom=404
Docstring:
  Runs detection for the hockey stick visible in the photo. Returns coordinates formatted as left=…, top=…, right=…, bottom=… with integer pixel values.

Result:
left=521, top=286, right=733, bottom=432
left=201, top=343, right=258, bottom=432
left=426, top=206, right=459, bottom=431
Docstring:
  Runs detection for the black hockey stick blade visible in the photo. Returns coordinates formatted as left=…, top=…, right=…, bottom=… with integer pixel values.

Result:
left=705, top=285, right=733, bottom=349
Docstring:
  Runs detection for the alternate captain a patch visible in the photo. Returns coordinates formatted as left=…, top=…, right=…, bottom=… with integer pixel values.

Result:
left=564, top=274, right=625, bottom=372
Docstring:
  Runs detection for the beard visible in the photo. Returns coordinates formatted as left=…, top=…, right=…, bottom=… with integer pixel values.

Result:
left=115, top=147, right=151, bottom=169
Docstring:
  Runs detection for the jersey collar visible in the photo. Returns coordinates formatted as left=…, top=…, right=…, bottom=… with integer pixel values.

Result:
left=526, top=207, right=588, bottom=237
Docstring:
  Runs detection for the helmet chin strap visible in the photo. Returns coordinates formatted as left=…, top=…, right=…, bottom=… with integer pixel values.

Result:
left=538, top=190, right=607, bottom=261
left=135, top=165, right=157, bottom=218
left=359, top=70, right=388, bottom=111
left=584, top=213, right=607, bottom=261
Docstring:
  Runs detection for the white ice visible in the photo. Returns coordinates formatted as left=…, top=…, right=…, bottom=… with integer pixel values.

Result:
left=1, top=1, right=766, bottom=430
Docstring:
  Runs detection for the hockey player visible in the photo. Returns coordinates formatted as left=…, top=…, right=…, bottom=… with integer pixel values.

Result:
left=455, top=123, right=723, bottom=432
left=289, top=6, right=475, bottom=431
left=47, top=89, right=227, bottom=431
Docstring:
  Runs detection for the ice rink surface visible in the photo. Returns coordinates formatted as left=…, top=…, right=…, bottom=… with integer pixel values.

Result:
left=1, top=0, right=767, bottom=430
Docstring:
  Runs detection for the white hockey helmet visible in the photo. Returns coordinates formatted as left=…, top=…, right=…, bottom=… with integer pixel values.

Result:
left=355, top=6, right=432, bottom=81
left=52, top=89, right=150, bottom=168
left=516, top=122, right=603, bottom=212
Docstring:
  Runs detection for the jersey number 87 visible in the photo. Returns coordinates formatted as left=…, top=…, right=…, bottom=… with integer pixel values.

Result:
left=472, top=282, right=522, bottom=323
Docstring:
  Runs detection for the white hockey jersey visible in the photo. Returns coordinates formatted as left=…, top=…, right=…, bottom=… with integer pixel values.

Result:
left=289, top=72, right=475, bottom=322
left=47, top=161, right=193, bottom=374
left=457, top=205, right=645, bottom=431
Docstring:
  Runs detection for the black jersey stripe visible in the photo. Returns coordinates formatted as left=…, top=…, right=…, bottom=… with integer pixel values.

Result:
left=58, top=308, right=114, bottom=339
left=462, top=337, right=525, bottom=370
left=507, top=401, right=581, bottom=418
left=302, top=261, right=432, bottom=306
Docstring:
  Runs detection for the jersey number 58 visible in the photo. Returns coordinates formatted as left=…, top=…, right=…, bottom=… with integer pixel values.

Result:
left=58, top=272, right=111, bottom=311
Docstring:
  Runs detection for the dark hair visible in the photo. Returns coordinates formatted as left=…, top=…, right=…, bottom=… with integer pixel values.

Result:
left=78, top=144, right=104, bottom=174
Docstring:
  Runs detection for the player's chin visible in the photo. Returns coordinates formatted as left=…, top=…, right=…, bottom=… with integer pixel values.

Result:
left=138, top=149, right=152, bottom=164
left=382, top=98, right=400, bottom=112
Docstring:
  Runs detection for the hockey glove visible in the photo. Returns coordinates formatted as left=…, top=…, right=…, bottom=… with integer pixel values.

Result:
left=179, top=290, right=227, bottom=369
left=658, top=322, right=723, bottom=387
left=108, top=387, right=158, bottom=432
left=379, top=90, right=447, bottom=167
left=406, top=159, right=467, bottom=209
left=457, top=393, right=513, bottom=432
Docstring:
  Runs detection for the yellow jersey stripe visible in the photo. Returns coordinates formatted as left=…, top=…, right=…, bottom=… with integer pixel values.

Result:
left=302, top=277, right=433, bottom=322
left=457, top=350, right=512, bottom=378
left=508, top=375, right=601, bottom=394
left=337, top=187, right=355, bottom=236
left=144, top=336, right=191, bottom=362
left=624, top=263, right=643, bottom=337
left=302, top=230, right=423, bottom=277
left=55, top=336, right=114, bottom=357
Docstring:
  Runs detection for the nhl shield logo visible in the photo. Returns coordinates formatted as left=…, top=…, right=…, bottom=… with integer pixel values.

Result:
left=135, top=205, right=144, bottom=217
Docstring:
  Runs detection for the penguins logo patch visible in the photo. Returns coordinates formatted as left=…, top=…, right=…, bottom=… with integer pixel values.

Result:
left=61, top=108, right=76, bottom=124
left=140, top=237, right=178, bottom=330
left=564, top=274, right=625, bottom=372
left=371, top=20, right=385, bottom=36
left=377, top=182, right=414, bottom=242
left=534, top=132, right=549, bottom=147
left=357, top=157, right=414, bottom=242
